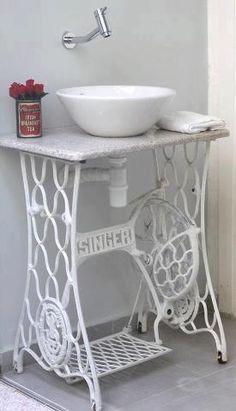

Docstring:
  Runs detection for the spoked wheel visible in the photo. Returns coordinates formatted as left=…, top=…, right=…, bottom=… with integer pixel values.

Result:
left=164, top=283, right=200, bottom=328
left=132, top=193, right=200, bottom=302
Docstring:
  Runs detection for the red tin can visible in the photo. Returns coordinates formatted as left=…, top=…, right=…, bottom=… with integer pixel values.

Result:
left=16, top=100, right=42, bottom=138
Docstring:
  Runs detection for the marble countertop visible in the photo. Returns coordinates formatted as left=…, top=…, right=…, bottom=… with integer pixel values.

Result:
left=0, top=126, right=229, bottom=162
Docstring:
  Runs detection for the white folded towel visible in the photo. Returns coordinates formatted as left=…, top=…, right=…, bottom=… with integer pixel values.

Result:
left=157, top=111, right=225, bottom=134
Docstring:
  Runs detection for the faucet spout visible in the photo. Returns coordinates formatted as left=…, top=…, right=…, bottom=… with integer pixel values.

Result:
left=94, top=7, right=111, bottom=38
left=62, top=6, right=111, bottom=49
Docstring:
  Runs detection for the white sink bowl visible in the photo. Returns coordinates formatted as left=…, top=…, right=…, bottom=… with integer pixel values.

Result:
left=57, top=85, right=176, bottom=137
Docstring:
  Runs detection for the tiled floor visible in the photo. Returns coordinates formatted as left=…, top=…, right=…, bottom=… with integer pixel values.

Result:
left=2, top=317, right=236, bottom=411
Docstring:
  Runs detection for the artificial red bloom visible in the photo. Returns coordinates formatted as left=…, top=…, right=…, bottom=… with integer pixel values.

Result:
left=9, top=82, right=25, bottom=98
left=9, top=82, right=20, bottom=98
left=9, top=79, right=47, bottom=100
left=34, top=83, right=44, bottom=95
left=18, top=84, right=26, bottom=95
left=25, top=78, right=35, bottom=94
left=26, top=79, right=34, bottom=87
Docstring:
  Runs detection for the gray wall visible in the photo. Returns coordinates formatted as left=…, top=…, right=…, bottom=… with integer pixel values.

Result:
left=0, top=0, right=208, bottom=352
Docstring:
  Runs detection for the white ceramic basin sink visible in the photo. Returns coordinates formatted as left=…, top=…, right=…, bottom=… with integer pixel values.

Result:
left=57, top=85, right=176, bottom=137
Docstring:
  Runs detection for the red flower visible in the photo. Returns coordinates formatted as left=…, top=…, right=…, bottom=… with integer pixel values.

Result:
left=9, top=79, right=47, bottom=100
left=19, top=84, right=26, bottom=95
left=26, top=79, right=34, bottom=87
left=34, top=83, right=44, bottom=95
left=25, top=79, right=35, bottom=94
left=9, top=82, right=20, bottom=98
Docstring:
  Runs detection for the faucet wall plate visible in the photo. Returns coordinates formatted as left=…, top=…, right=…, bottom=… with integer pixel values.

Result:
left=62, top=32, right=76, bottom=49
left=62, top=7, right=111, bottom=49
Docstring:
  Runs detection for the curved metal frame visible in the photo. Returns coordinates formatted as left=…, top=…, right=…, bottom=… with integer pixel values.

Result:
left=137, top=142, right=226, bottom=361
left=13, top=140, right=227, bottom=411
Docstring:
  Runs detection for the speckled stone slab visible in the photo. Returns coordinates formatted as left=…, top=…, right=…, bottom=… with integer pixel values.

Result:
left=0, top=381, right=52, bottom=410
left=0, top=126, right=229, bottom=162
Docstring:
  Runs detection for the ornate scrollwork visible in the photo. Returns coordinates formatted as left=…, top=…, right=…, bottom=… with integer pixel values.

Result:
left=165, top=283, right=200, bottom=328
left=133, top=194, right=200, bottom=301
left=36, top=298, right=72, bottom=368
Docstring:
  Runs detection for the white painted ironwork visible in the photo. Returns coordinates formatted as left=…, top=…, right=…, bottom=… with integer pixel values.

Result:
left=136, top=142, right=227, bottom=363
left=35, top=298, right=72, bottom=368
left=14, top=154, right=102, bottom=410
left=13, top=140, right=227, bottom=411
left=132, top=195, right=200, bottom=301
left=77, top=223, right=135, bottom=258
left=166, top=282, right=200, bottom=328
left=68, top=332, right=171, bottom=379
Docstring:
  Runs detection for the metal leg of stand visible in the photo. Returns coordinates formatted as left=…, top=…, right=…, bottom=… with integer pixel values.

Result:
left=148, top=142, right=227, bottom=363
left=13, top=153, right=102, bottom=411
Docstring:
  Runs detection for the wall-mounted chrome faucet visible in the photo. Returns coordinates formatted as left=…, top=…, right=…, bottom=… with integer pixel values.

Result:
left=62, top=7, right=111, bottom=49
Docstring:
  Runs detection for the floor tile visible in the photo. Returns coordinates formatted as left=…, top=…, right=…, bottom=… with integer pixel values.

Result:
left=3, top=317, right=236, bottom=411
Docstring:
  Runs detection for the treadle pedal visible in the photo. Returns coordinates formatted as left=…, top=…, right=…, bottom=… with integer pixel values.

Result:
left=68, top=332, right=171, bottom=379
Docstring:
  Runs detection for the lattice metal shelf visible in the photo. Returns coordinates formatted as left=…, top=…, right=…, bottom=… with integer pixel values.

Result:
left=68, top=332, right=171, bottom=378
